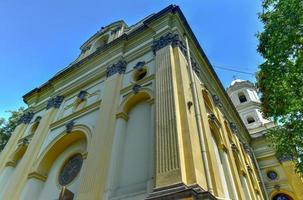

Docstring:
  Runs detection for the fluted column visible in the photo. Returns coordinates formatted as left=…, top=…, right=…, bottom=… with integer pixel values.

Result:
left=1, top=96, right=64, bottom=200
left=76, top=60, right=125, bottom=200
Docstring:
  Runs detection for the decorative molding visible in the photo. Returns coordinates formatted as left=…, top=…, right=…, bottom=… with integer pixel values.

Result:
left=77, top=91, right=88, bottom=101
left=243, top=143, right=252, bottom=154
left=106, top=60, right=127, bottom=77
left=116, top=112, right=129, bottom=121
left=17, top=134, right=33, bottom=146
left=132, top=84, right=141, bottom=94
left=18, top=112, right=34, bottom=125
left=147, top=98, right=155, bottom=105
left=82, top=152, right=88, bottom=159
left=231, top=143, right=239, bottom=152
left=146, top=183, right=217, bottom=200
left=46, top=96, right=64, bottom=110
left=133, top=61, right=146, bottom=69
left=34, top=116, right=42, bottom=123
left=5, top=161, right=16, bottom=167
left=247, top=165, right=253, bottom=172
left=120, top=74, right=154, bottom=95
left=152, top=32, right=184, bottom=53
left=65, top=121, right=75, bottom=133
left=212, top=94, right=223, bottom=109
left=218, top=143, right=228, bottom=153
left=28, top=172, right=47, bottom=182
left=50, top=100, right=101, bottom=130
left=277, top=154, right=293, bottom=162
left=208, top=113, right=221, bottom=128
left=229, top=122, right=239, bottom=134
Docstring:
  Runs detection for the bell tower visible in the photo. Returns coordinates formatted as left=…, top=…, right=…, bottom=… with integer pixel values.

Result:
left=226, top=79, right=274, bottom=137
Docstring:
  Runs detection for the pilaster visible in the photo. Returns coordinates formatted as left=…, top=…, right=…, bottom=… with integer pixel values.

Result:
left=76, top=60, right=125, bottom=200
left=154, top=43, right=184, bottom=188
left=172, top=46, right=207, bottom=188
left=0, top=123, right=27, bottom=173
left=1, top=96, right=64, bottom=200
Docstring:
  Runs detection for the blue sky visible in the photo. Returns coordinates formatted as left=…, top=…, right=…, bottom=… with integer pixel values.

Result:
left=0, top=0, right=262, bottom=119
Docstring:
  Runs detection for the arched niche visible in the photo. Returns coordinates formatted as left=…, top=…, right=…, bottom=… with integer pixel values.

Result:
left=33, top=125, right=91, bottom=177
left=118, top=88, right=154, bottom=115
left=109, top=89, right=154, bottom=199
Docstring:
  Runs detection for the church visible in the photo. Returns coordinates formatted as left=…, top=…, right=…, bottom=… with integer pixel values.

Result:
left=0, top=5, right=300, bottom=200
left=227, top=80, right=303, bottom=200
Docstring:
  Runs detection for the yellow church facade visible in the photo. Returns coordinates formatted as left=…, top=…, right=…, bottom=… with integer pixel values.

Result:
left=0, top=5, right=294, bottom=200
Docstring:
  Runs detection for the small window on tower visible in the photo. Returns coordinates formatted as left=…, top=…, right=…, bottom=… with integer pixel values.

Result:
left=247, top=116, right=255, bottom=124
left=238, top=92, right=247, bottom=103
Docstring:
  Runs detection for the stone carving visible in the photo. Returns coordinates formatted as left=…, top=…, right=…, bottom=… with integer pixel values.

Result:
left=46, top=96, right=64, bottom=110
left=65, top=121, right=74, bottom=133
left=134, top=61, right=146, bottom=70
left=208, top=113, right=221, bottom=128
left=277, top=154, right=293, bottom=162
left=77, top=91, right=88, bottom=101
left=212, top=94, right=223, bottom=109
left=231, top=143, right=238, bottom=152
left=152, top=32, right=184, bottom=53
left=132, top=84, right=141, bottom=94
left=243, top=143, right=251, bottom=154
left=246, top=165, right=252, bottom=172
left=106, top=60, right=127, bottom=77
left=18, top=112, right=34, bottom=124
left=229, top=122, right=239, bottom=134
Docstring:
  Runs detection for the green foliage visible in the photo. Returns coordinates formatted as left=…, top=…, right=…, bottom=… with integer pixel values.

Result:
left=257, top=0, right=303, bottom=173
left=0, top=107, right=25, bottom=151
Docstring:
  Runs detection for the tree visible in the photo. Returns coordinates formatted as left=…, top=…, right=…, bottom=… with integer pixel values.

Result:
left=257, top=0, right=303, bottom=173
left=0, top=107, right=25, bottom=151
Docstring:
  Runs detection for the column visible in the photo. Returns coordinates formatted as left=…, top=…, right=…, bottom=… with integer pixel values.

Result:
left=1, top=96, right=64, bottom=200
left=76, top=60, right=126, bottom=200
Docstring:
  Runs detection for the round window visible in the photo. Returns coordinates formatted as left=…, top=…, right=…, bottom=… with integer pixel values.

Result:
left=59, top=154, right=83, bottom=186
left=133, top=68, right=147, bottom=82
left=267, top=170, right=278, bottom=180
left=273, top=193, right=292, bottom=200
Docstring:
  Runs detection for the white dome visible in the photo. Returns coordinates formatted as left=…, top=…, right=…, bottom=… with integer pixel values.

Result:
left=230, top=79, right=246, bottom=86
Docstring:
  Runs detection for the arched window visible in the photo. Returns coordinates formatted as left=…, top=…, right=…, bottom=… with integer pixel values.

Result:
left=247, top=116, right=256, bottom=124
left=238, top=92, right=247, bottom=103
